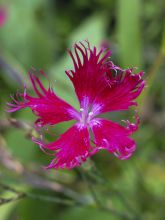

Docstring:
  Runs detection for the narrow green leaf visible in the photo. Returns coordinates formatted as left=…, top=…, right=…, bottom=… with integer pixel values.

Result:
left=161, top=25, right=165, bottom=55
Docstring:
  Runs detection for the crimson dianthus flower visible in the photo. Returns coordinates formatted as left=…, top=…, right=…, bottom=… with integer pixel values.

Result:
left=7, top=42, right=145, bottom=169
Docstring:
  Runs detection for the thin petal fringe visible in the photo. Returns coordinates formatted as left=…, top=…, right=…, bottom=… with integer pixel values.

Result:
left=91, top=118, right=138, bottom=160
left=92, top=68, right=145, bottom=114
left=7, top=68, right=78, bottom=127
left=34, top=123, right=94, bottom=169
left=66, top=41, right=111, bottom=108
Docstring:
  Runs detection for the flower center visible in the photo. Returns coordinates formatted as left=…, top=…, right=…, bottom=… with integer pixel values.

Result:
left=79, top=108, right=94, bottom=125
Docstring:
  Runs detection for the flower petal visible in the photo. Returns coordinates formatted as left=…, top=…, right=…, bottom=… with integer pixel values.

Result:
left=65, top=42, right=111, bottom=108
left=66, top=42, right=145, bottom=115
left=91, top=118, right=137, bottom=160
left=35, top=123, right=93, bottom=169
left=92, top=69, right=145, bottom=115
left=7, top=69, right=79, bottom=127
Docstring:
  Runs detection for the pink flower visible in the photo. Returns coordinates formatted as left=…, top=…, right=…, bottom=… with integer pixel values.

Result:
left=0, top=7, right=7, bottom=27
left=7, top=42, right=145, bottom=169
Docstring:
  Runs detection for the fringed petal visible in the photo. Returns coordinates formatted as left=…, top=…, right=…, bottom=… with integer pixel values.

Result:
left=66, top=42, right=145, bottom=115
left=91, top=118, right=138, bottom=160
left=34, top=123, right=93, bottom=169
left=7, top=69, right=79, bottom=127
left=66, top=41, right=111, bottom=108
left=92, top=68, right=145, bottom=115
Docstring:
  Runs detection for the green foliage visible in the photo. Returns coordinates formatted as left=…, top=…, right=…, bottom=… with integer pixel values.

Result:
left=58, top=207, right=117, bottom=220
left=5, top=129, right=35, bottom=163
left=117, top=0, right=142, bottom=67
left=18, top=191, right=58, bottom=220
left=0, top=0, right=53, bottom=68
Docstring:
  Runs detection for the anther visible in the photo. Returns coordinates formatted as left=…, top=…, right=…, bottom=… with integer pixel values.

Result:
left=88, top=111, right=93, bottom=116
left=87, top=111, right=94, bottom=123
left=80, top=108, right=86, bottom=124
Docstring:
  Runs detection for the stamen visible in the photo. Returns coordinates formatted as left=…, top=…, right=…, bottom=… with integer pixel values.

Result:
left=87, top=111, right=94, bottom=123
left=80, top=108, right=85, bottom=124
left=88, top=112, right=93, bottom=116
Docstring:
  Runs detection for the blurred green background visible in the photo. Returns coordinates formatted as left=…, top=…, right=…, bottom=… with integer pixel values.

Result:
left=0, top=0, right=165, bottom=220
